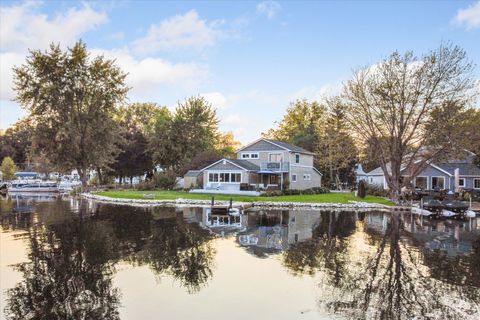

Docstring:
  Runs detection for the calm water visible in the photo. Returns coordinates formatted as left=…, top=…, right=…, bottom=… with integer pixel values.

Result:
left=1, top=194, right=479, bottom=320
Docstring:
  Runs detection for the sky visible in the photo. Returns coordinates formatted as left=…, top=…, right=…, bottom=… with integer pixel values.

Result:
left=0, top=0, right=479, bottom=143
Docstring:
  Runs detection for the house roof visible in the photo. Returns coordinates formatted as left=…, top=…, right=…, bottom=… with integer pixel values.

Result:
left=438, top=163, right=480, bottom=176
left=264, top=139, right=314, bottom=154
left=366, top=161, right=480, bottom=178
left=201, top=159, right=260, bottom=171
left=184, top=170, right=201, bottom=177
left=228, top=159, right=260, bottom=171
left=237, top=138, right=314, bottom=155
left=366, top=165, right=389, bottom=176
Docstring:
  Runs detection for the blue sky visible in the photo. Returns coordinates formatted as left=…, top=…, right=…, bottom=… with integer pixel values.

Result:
left=1, top=0, right=479, bottom=143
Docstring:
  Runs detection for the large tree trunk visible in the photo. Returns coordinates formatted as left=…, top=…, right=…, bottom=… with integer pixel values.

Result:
left=96, top=167, right=103, bottom=186
left=78, top=167, right=88, bottom=189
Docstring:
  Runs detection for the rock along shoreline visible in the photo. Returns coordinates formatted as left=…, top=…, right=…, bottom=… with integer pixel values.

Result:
left=81, top=193, right=390, bottom=212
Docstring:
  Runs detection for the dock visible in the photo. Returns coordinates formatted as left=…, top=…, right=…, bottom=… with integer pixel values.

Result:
left=210, top=197, right=252, bottom=215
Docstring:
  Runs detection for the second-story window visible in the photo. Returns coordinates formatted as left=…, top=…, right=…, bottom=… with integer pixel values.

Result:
left=241, top=153, right=258, bottom=159
left=295, top=153, right=300, bottom=163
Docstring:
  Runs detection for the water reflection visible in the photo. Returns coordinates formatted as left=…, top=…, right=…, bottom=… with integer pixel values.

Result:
left=1, top=195, right=479, bottom=320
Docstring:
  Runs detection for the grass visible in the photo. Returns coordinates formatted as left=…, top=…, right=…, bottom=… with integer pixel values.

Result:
left=94, top=190, right=393, bottom=206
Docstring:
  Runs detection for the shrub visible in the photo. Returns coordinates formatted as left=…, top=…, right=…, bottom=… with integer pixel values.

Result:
left=283, top=189, right=302, bottom=196
left=153, top=170, right=178, bottom=189
left=264, top=190, right=283, bottom=197
left=136, top=170, right=178, bottom=190
left=365, top=183, right=388, bottom=197
left=301, top=188, right=315, bottom=195
left=310, top=187, right=330, bottom=194
left=357, top=181, right=366, bottom=198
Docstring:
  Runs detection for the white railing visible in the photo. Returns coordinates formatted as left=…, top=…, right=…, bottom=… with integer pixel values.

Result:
left=260, top=162, right=289, bottom=172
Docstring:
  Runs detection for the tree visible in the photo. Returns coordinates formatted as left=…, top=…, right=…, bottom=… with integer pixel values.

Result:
left=343, top=44, right=476, bottom=202
left=316, top=98, right=358, bottom=188
left=178, top=150, right=222, bottom=176
left=148, top=96, right=219, bottom=171
left=264, top=99, right=326, bottom=153
left=215, top=132, right=241, bottom=158
left=111, top=103, right=157, bottom=184
left=455, top=107, right=480, bottom=164
left=146, top=106, right=175, bottom=168
left=173, top=96, right=219, bottom=166
left=1, top=157, right=17, bottom=180
left=13, top=41, right=128, bottom=187
left=0, top=118, right=34, bottom=167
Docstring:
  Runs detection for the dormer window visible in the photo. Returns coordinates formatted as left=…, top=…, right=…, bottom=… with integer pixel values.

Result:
left=295, top=153, right=300, bottom=163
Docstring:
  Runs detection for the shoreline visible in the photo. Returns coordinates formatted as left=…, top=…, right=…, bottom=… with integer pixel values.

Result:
left=81, top=193, right=391, bottom=211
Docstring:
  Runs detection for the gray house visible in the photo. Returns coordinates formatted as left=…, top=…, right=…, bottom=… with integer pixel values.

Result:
left=191, top=138, right=322, bottom=193
left=364, top=152, right=480, bottom=192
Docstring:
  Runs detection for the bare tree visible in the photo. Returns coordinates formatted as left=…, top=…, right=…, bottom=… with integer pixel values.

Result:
left=343, top=44, right=476, bottom=202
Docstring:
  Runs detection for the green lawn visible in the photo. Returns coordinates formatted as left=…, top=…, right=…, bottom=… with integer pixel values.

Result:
left=94, top=190, right=393, bottom=206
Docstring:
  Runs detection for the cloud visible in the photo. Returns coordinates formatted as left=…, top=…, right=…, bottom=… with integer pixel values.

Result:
left=201, top=92, right=240, bottom=109
left=133, top=10, right=223, bottom=54
left=453, top=1, right=480, bottom=29
left=256, top=1, right=281, bottom=20
left=0, top=52, right=26, bottom=101
left=0, top=2, right=107, bottom=52
left=92, top=48, right=209, bottom=100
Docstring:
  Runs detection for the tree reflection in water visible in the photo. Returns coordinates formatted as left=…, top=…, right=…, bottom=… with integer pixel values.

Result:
left=4, top=203, right=121, bottom=320
left=1, top=200, right=215, bottom=319
left=283, top=212, right=480, bottom=320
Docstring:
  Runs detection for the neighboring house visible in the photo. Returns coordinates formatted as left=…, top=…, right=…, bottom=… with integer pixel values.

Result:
left=364, top=152, right=480, bottom=191
left=355, top=164, right=367, bottom=184
left=190, top=138, right=322, bottom=192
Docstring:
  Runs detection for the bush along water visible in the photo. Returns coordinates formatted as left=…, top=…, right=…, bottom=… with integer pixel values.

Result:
left=263, top=187, right=330, bottom=197
left=364, top=183, right=389, bottom=197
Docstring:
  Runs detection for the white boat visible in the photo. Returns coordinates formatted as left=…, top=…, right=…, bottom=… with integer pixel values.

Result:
left=441, top=209, right=457, bottom=218
left=466, top=210, right=477, bottom=218
left=8, top=180, right=59, bottom=193
left=58, top=180, right=82, bottom=191
left=411, top=206, right=435, bottom=216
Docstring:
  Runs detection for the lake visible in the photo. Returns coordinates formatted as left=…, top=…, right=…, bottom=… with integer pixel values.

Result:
left=1, top=194, right=479, bottom=320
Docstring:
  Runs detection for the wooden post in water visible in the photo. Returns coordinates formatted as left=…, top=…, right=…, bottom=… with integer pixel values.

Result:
left=211, top=196, right=215, bottom=207
left=229, top=197, right=233, bottom=209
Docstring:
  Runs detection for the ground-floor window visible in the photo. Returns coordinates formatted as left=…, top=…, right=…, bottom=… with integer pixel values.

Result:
left=292, top=174, right=297, bottom=182
left=415, top=176, right=428, bottom=189
left=474, top=178, right=480, bottom=189
left=209, top=172, right=241, bottom=183
left=431, top=176, right=445, bottom=189
left=458, top=178, right=465, bottom=187
left=303, top=174, right=311, bottom=181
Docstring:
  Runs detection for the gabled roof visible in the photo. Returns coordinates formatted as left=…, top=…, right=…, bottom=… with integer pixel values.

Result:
left=184, top=170, right=201, bottom=177
left=228, top=159, right=260, bottom=171
left=237, top=138, right=314, bottom=155
left=366, top=161, right=480, bottom=178
left=201, top=159, right=259, bottom=171
left=438, top=163, right=480, bottom=176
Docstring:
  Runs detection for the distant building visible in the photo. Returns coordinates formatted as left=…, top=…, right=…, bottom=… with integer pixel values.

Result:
left=355, top=164, right=367, bottom=184
left=363, top=151, right=480, bottom=191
